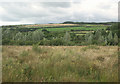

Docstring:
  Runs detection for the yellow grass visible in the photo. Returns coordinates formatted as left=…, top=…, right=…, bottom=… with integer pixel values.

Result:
left=24, top=24, right=79, bottom=27
left=2, top=46, right=118, bottom=82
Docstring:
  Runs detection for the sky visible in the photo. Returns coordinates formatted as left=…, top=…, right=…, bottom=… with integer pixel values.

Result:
left=0, top=0, right=119, bottom=25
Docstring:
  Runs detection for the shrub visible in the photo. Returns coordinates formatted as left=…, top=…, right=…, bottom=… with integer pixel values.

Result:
left=20, top=51, right=29, bottom=57
left=32, top=43, right=41, bottom=53
left=32, top=30, right=44, bottom=41
left=98, top=36, right=105, bottom=45
left=19, top=51, right=29, bottom=63
left=85, top=33, right=94, bottom=45
left=107, top=31, right=113, bottom=45
left=81, top=45, right=100, bottom=51
left=110, top=23, right=119, bottom=37
left=113, top=33, right=118, bottom=45
left=32, top=43, right=47, bottom=53
left=63, top=32, right=71, bottom=42
left=23, top=64, right=33, bottom=80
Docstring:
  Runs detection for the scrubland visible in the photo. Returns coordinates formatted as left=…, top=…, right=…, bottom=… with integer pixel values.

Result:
left=2, top=45, right=118, bottom=82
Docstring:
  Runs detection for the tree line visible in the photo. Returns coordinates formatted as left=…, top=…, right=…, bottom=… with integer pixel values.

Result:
left=2, top=23, right=119, bottom=46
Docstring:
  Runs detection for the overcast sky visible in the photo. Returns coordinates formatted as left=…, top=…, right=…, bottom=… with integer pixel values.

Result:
left=0, top=0, right=119, bottom=25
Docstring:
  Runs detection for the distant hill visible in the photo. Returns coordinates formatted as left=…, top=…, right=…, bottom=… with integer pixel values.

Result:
left=62, top=21, right=116, bottom=25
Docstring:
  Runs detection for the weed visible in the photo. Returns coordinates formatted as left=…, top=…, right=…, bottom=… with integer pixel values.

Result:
left=2, top=46, right=118, bottom=82
left=23, top=64, right=33, bottom=80
left=20, top=51, right=29, bottom=57
left=32, top=44, right=41, bottom=53
left=32, top=44, right=48, bottom=53
left=81, top=45, right=100, bottom=51
left=19, top=51, right=29, bottom=63
left=96, top=56, right=105, bottom=62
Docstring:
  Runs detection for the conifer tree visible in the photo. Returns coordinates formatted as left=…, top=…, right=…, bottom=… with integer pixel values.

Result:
left=104, top=37, right=108, bottom=45
left=94, top=30, right=102, bottom=40
left=113, top=33, right=118, bottom=45
left=88, top=33, right=93, bottom=45
left=32, top=30, right=44, bottom=41
left=13, top=32, right=23, bottom=41
left=63, top=32, right=71, bottom=42
left=107, top=31, right=113, bottom=45
left=98, top=36, right=104, bottom=45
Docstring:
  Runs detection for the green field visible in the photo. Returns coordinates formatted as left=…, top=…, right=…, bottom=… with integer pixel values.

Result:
left=4, top=24, right=108, bottom=32
left=40, top=26, right=107, bottom=31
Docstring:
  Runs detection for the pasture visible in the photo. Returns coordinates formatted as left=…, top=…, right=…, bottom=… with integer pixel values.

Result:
left=39, top=26, right=107, bottom=32
left=2, top=23, right=109, bottom=38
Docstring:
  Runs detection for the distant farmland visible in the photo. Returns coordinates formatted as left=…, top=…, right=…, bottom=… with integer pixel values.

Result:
left=2, top=23, right=110, bottom=36
left=23, top=24, right=79, bottom=28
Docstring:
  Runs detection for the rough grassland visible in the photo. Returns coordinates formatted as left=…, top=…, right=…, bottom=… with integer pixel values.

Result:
left=24, top=24, right=79, bottom=28
left=2, top=46, right=118, bottom=82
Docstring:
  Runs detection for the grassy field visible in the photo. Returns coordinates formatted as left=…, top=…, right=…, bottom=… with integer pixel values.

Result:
left=23, top=24, right=110, bottom=28
left=23, top=24, right=79, bottom=28
left=2, top=24, right=109, bottom=38
left=2, top=45, right=118, bottom=82
left=38, top=26, right=107, bottom=32
left=5, top=24, right=108, bottom=31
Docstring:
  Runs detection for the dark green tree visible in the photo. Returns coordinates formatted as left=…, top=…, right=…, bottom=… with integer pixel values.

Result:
left=113, top=33, right=118, bottom=45
left=32, top=30, right=44, bottom=41
left=107, top=31, right=113, bottom=45
left=63, top=32, right=71, bottom=42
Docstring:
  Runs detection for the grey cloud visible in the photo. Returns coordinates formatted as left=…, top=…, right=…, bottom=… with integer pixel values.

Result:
left=0, top=2, right=54, bottom=21
left=72, top=12, right=117, bottom=22
left=118, top=1, right=120, bottom=22
left=1, top=14, right=21, bottom=22
left=41, top=2, right=71, bottom=8
left=97, top=3, right=111, bottom=9
left=0, top=1, right=118, bottom=25
left=0, top=2, right=72, bottom=22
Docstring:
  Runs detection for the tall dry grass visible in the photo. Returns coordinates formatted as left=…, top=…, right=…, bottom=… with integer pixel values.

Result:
left=2, top=45, right=118, bottom=82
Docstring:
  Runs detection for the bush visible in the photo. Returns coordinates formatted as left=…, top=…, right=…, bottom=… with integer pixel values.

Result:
left=63, top=32, right=71, bottom=42
left=110, top=23, right=119, bottom=37
left=32, top=44, right=41, bottom=53
left=20, top=51, right=29, bottom=57
left=48, top=38, right=65, bottom=46
left=19, top=51, right=29, bottom=63
left=81, top=45, right=100, bottom=51
left=32, top=43, right=47, bottom=53
left=113, top=33, right=118, bottom=45
left=107, top=31, right=113, bottom=45
left=32, top=30, right=44, bottom=41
